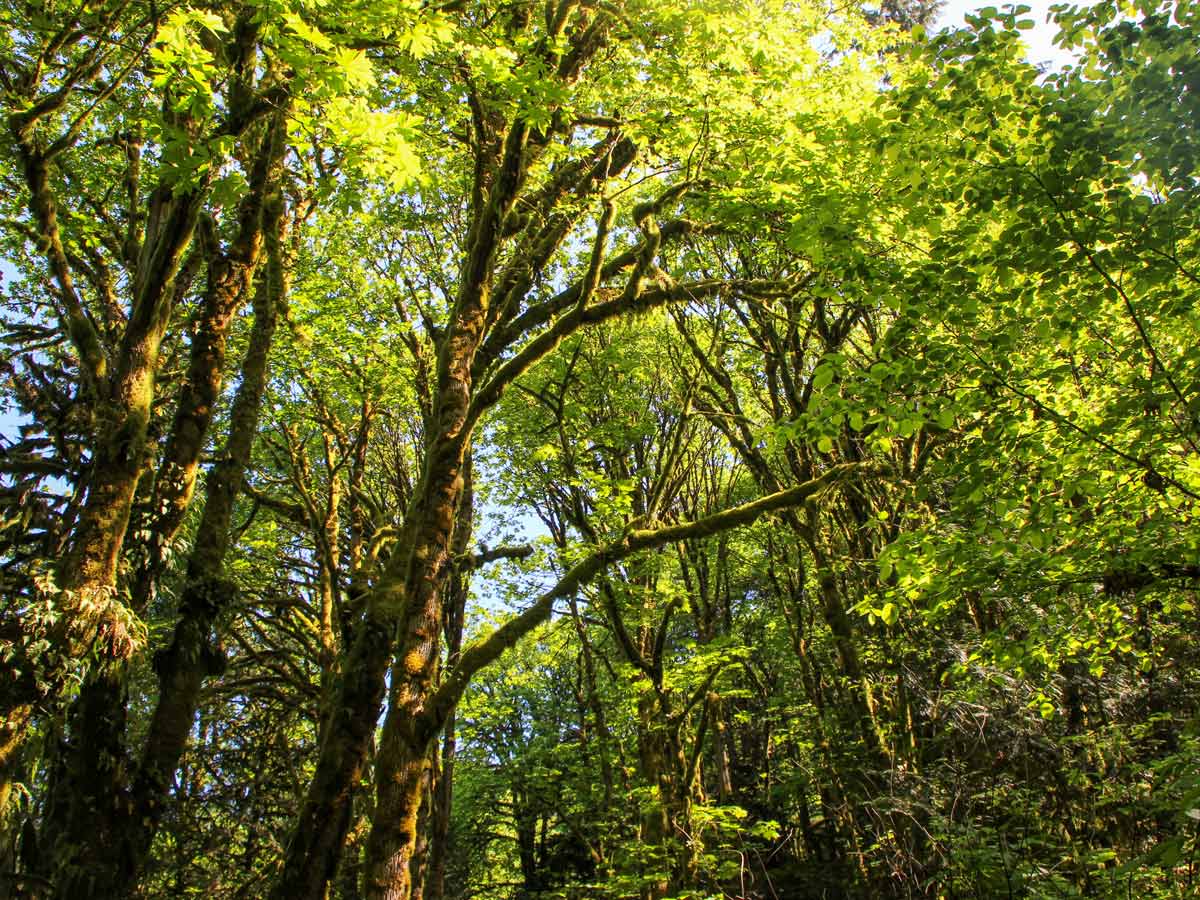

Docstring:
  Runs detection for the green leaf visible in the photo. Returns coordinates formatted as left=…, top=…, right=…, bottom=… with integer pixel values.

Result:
left=811, top=364, right=835, bottom=391
left=284, top=12, right=334, bottom=51
left=334, top=48, right=376, bottom=90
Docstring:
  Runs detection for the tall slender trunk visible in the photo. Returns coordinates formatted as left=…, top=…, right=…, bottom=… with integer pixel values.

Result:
left=271, top=608, right=394, bottom=900
left=129, top=123, right=283, bottom=615
left=425, top=462, right=473, bottom=900
left=407, top=761, right=436, bottom=900
left=425, top=718, right=455, bottom=900
left=269, top=141, right=515, bottom=900
left=40, top=148, right=287, bottom=899
left=712, top=697, right=735, bottom=803
left=569, top=596, right=616, bottom=815
left=356, top=117, right=530, bottom=900
left=317, top=428, right=344, bottom=715
left=0, top=180, right=206, bottom=813
left=130, top=183, right=284, bottom=868
left=637, top=690, right=674, bottom=900
left=361, top=369, right=480, bottom=899
left=514, top=782, right=543, bottom=897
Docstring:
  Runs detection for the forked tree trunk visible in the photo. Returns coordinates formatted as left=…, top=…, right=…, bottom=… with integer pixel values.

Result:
left=0, top=176, right=205, bottom=799
left=127, top=173, right=287, bottom=879
left=362, top=252, right=493, bottom=900
left=129, top=122, right=284, bottom=615
left=0, top=10, right=274, bottom=793
left=39, top=139, right=288, bottom=900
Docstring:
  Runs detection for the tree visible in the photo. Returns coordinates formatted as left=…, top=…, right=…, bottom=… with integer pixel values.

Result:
left=3, top=2, right=1198, bottom=899
left=1, top=1, right=428, bottom=894
left=268, top=4, right=893, bottom=899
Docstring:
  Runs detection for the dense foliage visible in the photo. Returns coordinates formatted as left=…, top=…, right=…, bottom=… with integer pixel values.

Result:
left=0, top=1, right=1197, bottom=898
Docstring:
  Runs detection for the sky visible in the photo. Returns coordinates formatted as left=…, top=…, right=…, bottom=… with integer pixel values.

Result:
left=935, top=0, right=1094, bottom=69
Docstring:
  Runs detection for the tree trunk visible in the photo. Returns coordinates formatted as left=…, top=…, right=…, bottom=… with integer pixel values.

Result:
left=41, top=152, right=287, bottom=899
left=271, top=605, right=394, bottom=900
left=0, top=177, right=205, bottom=782
left=129, top=124, right=282, bottom=615
left=425, top=714, right=456, bottom=900
left=637, top=692, right=674, bottom=900
left=425, top=462, right=473, bottom=900
left=364, top=733, right=432, bottom=900
left=359, top=112, right=530, bottom=900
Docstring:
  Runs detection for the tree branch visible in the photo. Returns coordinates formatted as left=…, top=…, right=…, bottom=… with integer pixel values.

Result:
left=467, top=278, right=768, bottom=431
left=425, top=461, right=878, bottom=733
left=460, top=544, right=535, bottom=571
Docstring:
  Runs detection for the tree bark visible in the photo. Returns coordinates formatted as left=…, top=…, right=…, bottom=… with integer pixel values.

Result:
left=38, top=134, right=288, bottom=898
left=129, top=124, right=283, bottom=614
left=129, top=173, right=285, bottom=872
left=425, top=461, right=474, bottom=900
